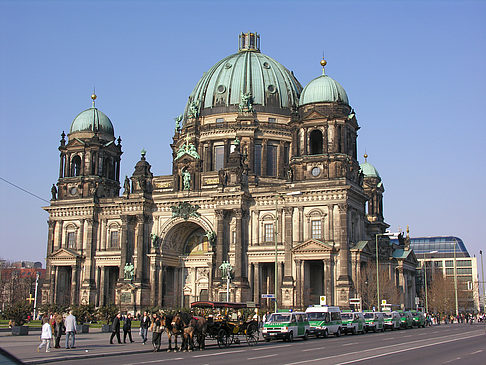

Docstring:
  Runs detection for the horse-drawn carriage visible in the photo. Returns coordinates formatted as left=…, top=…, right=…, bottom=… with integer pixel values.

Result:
left=190, top=301, right=260, bottom=348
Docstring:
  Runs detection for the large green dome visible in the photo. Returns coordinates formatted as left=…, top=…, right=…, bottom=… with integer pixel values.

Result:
left=70, top=106, right=114, bottom=136
left=185, top=32, right=303, bottom=117
left=299, top=68, right=349, bottom=106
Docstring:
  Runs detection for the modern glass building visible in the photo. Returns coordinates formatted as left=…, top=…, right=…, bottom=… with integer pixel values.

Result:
left=390, top=236, right=479, bottom=313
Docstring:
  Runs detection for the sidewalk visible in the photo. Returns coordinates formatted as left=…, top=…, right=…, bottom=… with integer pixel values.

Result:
left=0, top=329, right=224, bottom=364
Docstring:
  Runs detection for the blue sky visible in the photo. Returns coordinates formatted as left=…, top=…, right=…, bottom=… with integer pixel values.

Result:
left=1, top=1, right=485, bottom=271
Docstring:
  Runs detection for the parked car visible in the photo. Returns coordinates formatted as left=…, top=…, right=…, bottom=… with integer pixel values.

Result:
left=383, top=311, right=401, bottom=330
left=363, top=311, right=385, bottom=332
left=397, top=311, right=413, bottom=329
left=340, top=311, right=365, bottom=335
left=410, top=311, right=426, bottom=328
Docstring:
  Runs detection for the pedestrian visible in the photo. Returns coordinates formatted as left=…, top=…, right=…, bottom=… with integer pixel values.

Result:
left=37, top=317, right=52, bottom=353
left=64, top=310, right=77, bottom=349
left=53, top=313, right=65, bottom=348
left=150, top=314, right=162, bottom=352
left=123, top=313, right=134, bottom=343
left=110, top=313, right=122, bottom=344
left=140, top=311, right=150, bottom=345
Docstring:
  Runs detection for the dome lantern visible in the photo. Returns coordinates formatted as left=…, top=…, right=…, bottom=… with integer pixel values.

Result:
left=239, top=32, right=260, bottom=52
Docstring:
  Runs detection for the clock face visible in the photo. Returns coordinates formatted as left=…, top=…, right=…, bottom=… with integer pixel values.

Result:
left=311, top=167, right=321, bottom=177
left=70, top=187, right=77, bottom=195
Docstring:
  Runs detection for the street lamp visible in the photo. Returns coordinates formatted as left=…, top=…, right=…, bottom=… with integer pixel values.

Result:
left=375, top=232, right=393, bottom=311
left=424, top=250, right=438, bottom=313
left=219, top=261, right=233, bottom=302
left=274, top=191, right=301, bottom=313
left=452, top=237, right=459, bottom=316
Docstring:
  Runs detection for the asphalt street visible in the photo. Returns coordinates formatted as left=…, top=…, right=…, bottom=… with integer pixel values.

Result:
left=2, top=323, right=485, bottom=365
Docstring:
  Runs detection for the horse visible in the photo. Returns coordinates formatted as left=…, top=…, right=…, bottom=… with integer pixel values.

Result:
left=164, top=312, right=184, bottom=352
left=181, top=313, right=207, bottom=352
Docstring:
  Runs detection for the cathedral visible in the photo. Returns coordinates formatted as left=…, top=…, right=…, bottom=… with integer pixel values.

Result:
left=42, top=32, right=417, bottom=312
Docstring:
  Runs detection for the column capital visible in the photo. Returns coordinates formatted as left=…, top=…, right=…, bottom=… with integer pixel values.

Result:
left=233, top=208, right=243, bottom=218
left=215, top=209, right=225, bottom=219
left=47, top=220, right=56, bottom=228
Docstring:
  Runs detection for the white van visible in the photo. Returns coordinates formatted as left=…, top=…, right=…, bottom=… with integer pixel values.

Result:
left=305, top=306, right=342, bottom=337
left=262, top=311, right=310, bottom=342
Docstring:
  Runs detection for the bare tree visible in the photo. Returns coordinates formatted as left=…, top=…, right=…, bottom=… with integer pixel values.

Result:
left=427, top=273, right=455, bottom=315
left=357, top=263, right=401, bottom=310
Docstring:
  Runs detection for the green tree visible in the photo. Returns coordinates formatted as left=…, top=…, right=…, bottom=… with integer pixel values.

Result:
left=4, top=301, right=33, bottom=326
left=96, top=304, right=119, bottom=324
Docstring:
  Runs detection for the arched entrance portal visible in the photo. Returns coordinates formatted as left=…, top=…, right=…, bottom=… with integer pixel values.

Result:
left=161, top=221, right=213, bottom=307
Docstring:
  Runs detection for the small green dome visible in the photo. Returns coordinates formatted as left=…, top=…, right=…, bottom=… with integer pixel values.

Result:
left=70, top=107, right=114, bottom=135
left=299, top=74, right=349, bottom=106
left=360, top=162, right=380, bottom=178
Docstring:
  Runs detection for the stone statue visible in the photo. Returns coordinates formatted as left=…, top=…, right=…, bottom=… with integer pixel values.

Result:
left=239, top=91, right=254, bottom=113
left=150, top=233, right=160, bottom=248
left=124, top=262, right=134, bottom=280
left=187, top=100, right=200, bottom=119
left=205, top=230, right=216, bottom=246
left=51, top=184, right=57, bottom=200
left=182, top=169, right=191, bottom=190
left=218, top=169, right=227, bottom=186
left=188, top=143, right=200, bottom=159
left=123, top=176, right=130, bottom=195
left=286, top=166, right=294, bottom=182
left=175, top=114, right=183, bottom=132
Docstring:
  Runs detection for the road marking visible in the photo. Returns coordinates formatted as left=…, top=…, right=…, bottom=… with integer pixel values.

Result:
left=252, top=344, right=292, bottom=351
left=386, top=337, right=396, bottom=340
left=248, top=354, right=278, bottom=360
left=193, top=349, right=245, bottom=358
left=403, top=335, right=413, bottom=337
left=125, top=358, right=183, bottom=365
left=341, top=342, right=358, bottom=346
left=302, top=347, right=326, bottom=352
left=470, top=350, right=483, bottom=354
left=284, top=331, right=483, bottom=365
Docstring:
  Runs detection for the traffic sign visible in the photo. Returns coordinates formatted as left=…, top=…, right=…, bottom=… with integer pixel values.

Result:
left=261, top=294, right=275, bottom=299
left=320, top=296, right=327, bottom=305
left=349, top=298, right=361, bottom=304
left=381, top=300, right=387, bottom=306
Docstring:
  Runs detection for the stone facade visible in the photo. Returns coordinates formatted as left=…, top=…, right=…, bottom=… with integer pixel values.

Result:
left=42, top=32, right=417, bottom=311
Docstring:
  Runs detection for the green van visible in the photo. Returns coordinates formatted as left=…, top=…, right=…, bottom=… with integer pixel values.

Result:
left=305, top=305, right=342, bottom=337
left=340, top=311, right=366, bottom=335
left=383, top=311, right=401, bottom=330
left=397, top=311, right=413, bottom=329
left=363, top=311, right=385, bottom=332
left=262, top=311, right=310, bottom=342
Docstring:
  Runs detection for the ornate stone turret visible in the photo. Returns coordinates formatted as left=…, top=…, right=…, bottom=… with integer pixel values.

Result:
left=130, top=149, right=153, bottom=195
left=56, top=93, right=122, bottom=200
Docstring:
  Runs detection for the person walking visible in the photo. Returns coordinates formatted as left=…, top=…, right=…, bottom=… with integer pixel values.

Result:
left=110, top=313, right=122, bottom=344
left=150, top=314, right=162, bottom=352
left=37, top=317, right=53, bottom=353
left=140, top=311, right=150, bottom=345
left=123, top=313, right=134, bottom=343
left=64, top=311, right=77, bottom=349
left=53, top=314, right=65, bottom=348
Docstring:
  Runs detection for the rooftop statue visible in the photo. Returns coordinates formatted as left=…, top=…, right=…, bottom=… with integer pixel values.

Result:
left=182, top=169, right=191, bottom=190
left=239, top=91, right=254, bottom=113
left=175, top=114, right=183, bottom=132
left=124, top=262, right=134, bottom=281
left=187, top=99, right=200, bottom=119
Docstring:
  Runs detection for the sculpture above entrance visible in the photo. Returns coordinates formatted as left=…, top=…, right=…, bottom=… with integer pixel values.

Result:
left=171, top=201, right=201, bottom=220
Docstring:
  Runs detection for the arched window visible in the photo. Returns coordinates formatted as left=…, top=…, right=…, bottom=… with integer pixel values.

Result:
left=71, top=155, right=82, bottom=177
left=309, top=130, right=323, bottom=155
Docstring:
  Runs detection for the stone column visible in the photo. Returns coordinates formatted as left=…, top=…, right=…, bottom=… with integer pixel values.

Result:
left=47, top=220, right=56, bottom=255
left=71, top=264, right=78, bottom=305
left=298, top=207, right=304, bottom=242
left=233, top=209, right=243, bottom=281
left=261, top=139, right=268, bottom=176
left=119, top=216, right=129, bottom=280
left=51, top=266, right=57, bottom=304
left=337, top=203, right=351, bottom=295
left=55, top=221, right=63, bottom=250
left=84, top=218, right=95, bottom=285
left=99, top=267, right=106, bottom=306
left=158, top=265, right=164, bottom=307
left=79, top=219, right=85, bottom=253
left=295, top=260, right=302, bottom=307
left=135, top=215, right=144, bottom=283
left=150, top=263, right=156, bottom=306
left=283, top=207, right=294, bottom=282
left=101, top=219, right=107, bottom=251
left=252, top=210, right=259, bottom=246
left=215, top=210, right=225, bottom=275
left=277, top=141, right=284, bottom=178
left=323, top=259, right=328, bottom=300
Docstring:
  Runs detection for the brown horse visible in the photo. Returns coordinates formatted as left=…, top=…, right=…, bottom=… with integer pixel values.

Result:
left=164, top=313, right=183, bottom=352
left=181, top=314, right=207, bottom=351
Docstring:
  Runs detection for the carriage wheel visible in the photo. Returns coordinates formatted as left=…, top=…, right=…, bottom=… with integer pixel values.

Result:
left=245, top=323, right=259, bottom=346
left=217, top=329, right=230, bottom=348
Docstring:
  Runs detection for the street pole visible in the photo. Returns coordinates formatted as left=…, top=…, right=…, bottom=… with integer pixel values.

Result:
left=480, top=250, right=484, bottom=311
left=375, top=234, right=380, bottom=312
left=424, top=253, right=428, bottom=313
left=274, top=195, right=279, bottom=313
left=453, top=238, right=459, bottom=317
left=33, top=272, right=40, bottom=320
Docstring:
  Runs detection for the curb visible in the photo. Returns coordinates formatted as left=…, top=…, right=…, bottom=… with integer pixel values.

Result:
left=23, top=348, right=153, bottom=364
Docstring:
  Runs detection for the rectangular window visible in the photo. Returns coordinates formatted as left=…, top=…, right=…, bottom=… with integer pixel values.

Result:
left=283, top=145, right=289, bottom=166
left=457, top=268, right=472, bottom=275
left=445, top=260, right=453, bottom=268
left=264, top=223, right=274, bottom=242
left=67, top=232, right=76, bottom=249
left=254, top=144, right=262, bottom=175
left=311, top=220, right=322, bottom=239
left=268, top=117, right=276, bottom=123
left=445, top=268, right=454, bottom=275
left=213, top=145, right=224, bottom=171
left=216, top=118, right=224, bottom=123
left=456, top=260, right=471, bottom=267
left=266, top=145, right=277, bottom=176
left=110, top=231, right=119, bottom=248
left=434, top=261, right=443, bottom=268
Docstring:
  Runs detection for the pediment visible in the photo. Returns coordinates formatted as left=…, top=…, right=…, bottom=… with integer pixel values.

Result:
left=292, top=239, right=335, bottom=253
left=49, top=248, right=80, bottom=259
left=302, top=110, right=327, bottom=121
left=350, top=240, right=373, bottom=254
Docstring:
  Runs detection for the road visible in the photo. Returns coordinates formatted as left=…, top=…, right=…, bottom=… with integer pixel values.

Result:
left=3, top=323, right=485, bottom=364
